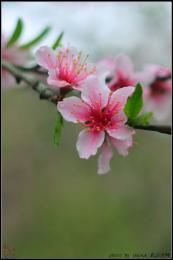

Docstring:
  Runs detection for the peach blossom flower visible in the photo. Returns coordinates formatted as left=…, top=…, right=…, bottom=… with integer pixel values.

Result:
left=2, top=34, right=29, bottom=87
left=97, top=53, right=136, bottom=91
left=58, top=76, right=135, bottom=174
left=137, top=65, right=172, bottom=121
left=36, top=46, right=96, bottom=91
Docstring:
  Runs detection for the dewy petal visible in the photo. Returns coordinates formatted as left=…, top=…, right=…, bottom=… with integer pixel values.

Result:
left=110, top=86, right=135, bottom=107
left=110, top=135, right=133, bottom=156
left=97, top=141, right=113, bottom=175
left=107, top=126, right=135, bottom=140
left=115, top=53, right=134, bottom=77
left=57, top=97, right=91, bottom=123
left=36, top=46, right=57, bottom=70
left=81, top=75, right=110, bottom=109
left=76, top=129, right=105, bottom=159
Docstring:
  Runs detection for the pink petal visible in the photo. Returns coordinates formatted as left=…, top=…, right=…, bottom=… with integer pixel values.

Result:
left=57, top=97, right=91, bottom=123
left=2, top=69, right=16, bottom=88
left=36, top=46, right=57, bottom=70
left=107, top=126, right=135, bottom=140
left=76, top=129, right=105, bottom=159
left=110, top=135, right=133, bottom=156
left=110, top=86, right=135, bottom=106
left=143, top=95, right=171, bottom=121
left=47, top=69, right=69, bottom=89
left=96, top=57, right=115, bottom=77
left=97, top=141, right=113, bottom=175
left=115, top=53, right=134, bottom=77
left=135, top=70, right=155, bottom=86
left=48, top=78, right=68, bottom=88
left=81, top=76, right=110, bottom=109
left=145, top=64, right=171, bottom=78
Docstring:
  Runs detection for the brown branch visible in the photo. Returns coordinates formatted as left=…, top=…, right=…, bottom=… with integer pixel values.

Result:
left=132, top=124, right=171, bottom=135
left=2, top=60, right=58, bottom=104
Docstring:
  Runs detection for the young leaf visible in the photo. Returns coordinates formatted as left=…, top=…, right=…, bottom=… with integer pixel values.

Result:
left=134, top=112, right=153, bottom=126
left=7, top=18, right=23, bottom=47
left=52, top=31, right=64, bottom=50
left=53, top=112, right=63, bottom=147
left=20, top=26, right=51, bottom=49
left=124, top=83, right=143, bottom=120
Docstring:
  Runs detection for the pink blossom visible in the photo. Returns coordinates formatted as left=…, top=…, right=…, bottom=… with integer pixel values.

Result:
left=36, top=46, right=96, bottom=91
left=137, top=65, right=172, bottom=121
left=57, top=76, right=135, bottom=174
left=1, top=34, right=29, bottom=88
left=97, top=53, right=136, bottom=91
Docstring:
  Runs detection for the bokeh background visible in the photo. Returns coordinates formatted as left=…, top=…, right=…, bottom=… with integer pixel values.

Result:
left=2, top=2, right=172, bottom=258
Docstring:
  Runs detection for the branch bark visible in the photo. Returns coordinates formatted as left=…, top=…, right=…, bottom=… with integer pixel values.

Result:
left=2, top=60, right=171, bottom=135
left=130, top=124, right=171, bottom=135
left=2, top=60, right=58, bottom=104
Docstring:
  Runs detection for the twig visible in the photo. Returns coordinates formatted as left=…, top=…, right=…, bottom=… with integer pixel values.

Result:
left=132, top=124, right=171, bottom=135
left=2, top=60, right=171, bottom=135
left=16, top=64, right=47, bottom=75
left=2, top=60, right=58, bottom=104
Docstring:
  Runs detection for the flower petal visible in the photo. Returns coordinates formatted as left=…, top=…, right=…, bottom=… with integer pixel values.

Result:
left=107, top=126, right=135, bottom=140
left=115, top=53, right=134, bottom=77
left=96, top=58, right=115, bottom=78
left=76, top=129, right=105, bottom=159
left=97, top=141, right=113, bottom=175
left=110, top=135, right=133, bottom=156
left=36, top=46, right=57, bottom=70
left=143, top=94, right=171, bottom=121
left=2, top=69, right=16, bottom=88
left=110, top=86, right=135, bottom=107
left=47, top=70, right=66, bottom=88
left=81, top=76, right=110, bottom=109
left=58, top=97, right=91, bottom=123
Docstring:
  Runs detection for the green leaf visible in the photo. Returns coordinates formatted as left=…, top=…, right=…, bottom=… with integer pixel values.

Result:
left=7, top=18, right=23, bottom=47
left=53, top=112, right=63, bottom=147
left=134, top=112, right=153, bottom=126
left=20, top=26, right=51, bottom=49
left=52, top=31, right=64, bottom=50
left=124, top=83, right=143, bottom=121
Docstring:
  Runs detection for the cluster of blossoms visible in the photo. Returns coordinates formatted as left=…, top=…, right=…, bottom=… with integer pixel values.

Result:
left=36, top=46, right=172, bottom=174
left=97, top=54, right=172, bottom=121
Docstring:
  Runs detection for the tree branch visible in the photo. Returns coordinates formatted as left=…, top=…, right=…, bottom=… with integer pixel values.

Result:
left=2, top=60, right=58, bottom=104
left=16, top=64, right=47, bottom=75
left=131, top=124, right=171, bottom=135
left=2, top=60, right=171, bottom=135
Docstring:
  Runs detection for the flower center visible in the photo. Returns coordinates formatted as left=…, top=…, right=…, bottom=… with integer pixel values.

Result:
left=84, top=101, right=123, bottom=132
left=150, top=78, right=171, bottom=97
left=57, top=48, right=96, bottom=84
left=109, top=70, right=135, bottom=91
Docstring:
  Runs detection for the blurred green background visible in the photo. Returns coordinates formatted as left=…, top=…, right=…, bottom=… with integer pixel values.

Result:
left=2, top=2, right=171, bottom=259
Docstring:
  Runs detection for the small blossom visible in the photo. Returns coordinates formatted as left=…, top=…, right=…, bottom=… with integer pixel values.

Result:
left=1, top=34, right=29, bottom=88
left=97, top=53, right=136, bottom=91
left=58, top=76, right=135, bottom=174
left=36, top=45, right=96, bottom=91
left=137, top=65, right=172, bottom=121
